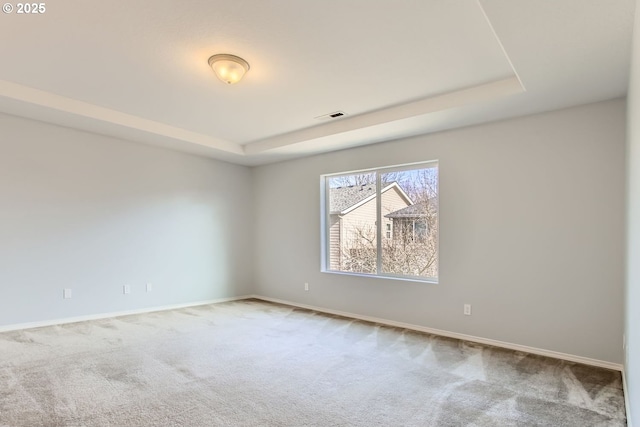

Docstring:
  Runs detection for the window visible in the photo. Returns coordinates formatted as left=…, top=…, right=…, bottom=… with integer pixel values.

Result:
left=321, top=161, right=438, bottom=282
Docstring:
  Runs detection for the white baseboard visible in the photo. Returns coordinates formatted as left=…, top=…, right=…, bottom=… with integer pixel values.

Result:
left=0, top=295, right=252, bottom=333
left=0, top=293, right=624, bottom=374
left=622, top=367, right=633, bottom=427
left=249, top=295, right=624, bottom=372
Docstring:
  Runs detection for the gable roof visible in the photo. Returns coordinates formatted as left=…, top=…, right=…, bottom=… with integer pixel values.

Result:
left=329, top=185, right=376, bottom=213
left=385, top=199, right=438, bottom=218
left=329, top=182, right=412, bottom=214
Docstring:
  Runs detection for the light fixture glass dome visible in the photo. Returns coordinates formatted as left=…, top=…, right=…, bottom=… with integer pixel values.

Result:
left=208, top=54, right=250, bottom=85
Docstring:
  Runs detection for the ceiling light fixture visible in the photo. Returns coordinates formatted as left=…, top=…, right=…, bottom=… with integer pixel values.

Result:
left=208, top=54, right=250, bottom=85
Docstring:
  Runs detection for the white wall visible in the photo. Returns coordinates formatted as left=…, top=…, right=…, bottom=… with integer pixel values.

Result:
left=626, top=0, right=640, bottom=421
left=253, top=99, right=626, bottom=364
left=0, top=113, right=253, bottom=327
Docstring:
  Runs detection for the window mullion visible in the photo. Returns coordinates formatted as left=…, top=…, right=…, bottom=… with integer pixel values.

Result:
left=376, top=172, right=382, bottom=274
left=324, top=177, right=330, bottom=269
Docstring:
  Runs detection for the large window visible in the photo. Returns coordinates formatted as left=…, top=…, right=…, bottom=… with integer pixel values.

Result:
left=321, top=161, right=438, bottom=282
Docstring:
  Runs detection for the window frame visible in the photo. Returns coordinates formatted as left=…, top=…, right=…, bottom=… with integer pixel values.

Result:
left=320, top=160, right=439, bottom=284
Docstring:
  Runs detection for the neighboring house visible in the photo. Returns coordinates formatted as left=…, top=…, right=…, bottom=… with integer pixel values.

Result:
left=384, top=201, right=431, bottom=243
left=328, top=182, right=412, bottom=270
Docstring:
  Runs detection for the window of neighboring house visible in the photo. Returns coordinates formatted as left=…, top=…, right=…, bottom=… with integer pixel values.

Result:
left=321, top=161, right=438, bottom=282
left=414, top=220, right=428, bottom=241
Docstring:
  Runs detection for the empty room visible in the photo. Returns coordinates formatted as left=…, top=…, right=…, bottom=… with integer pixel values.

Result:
left=0, top=0, right=638, bottom=425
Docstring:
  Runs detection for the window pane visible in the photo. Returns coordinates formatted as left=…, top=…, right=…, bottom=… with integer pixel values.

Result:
left=327, top=172, right=377, bottom=274
left=380, top=167, right=438, bottom=278
left=322, top=161, right=438, bottom=282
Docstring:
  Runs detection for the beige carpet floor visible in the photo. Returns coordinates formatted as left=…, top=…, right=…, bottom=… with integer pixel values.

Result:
left=0, top=299, right=627, bottom=426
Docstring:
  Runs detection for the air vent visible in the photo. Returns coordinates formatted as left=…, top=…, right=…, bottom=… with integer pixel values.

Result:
left=315, top=111, right=348, bottom=121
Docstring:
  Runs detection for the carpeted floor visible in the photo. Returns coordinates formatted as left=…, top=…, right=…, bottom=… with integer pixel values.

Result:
left=0, top=299, right=627, bottom=426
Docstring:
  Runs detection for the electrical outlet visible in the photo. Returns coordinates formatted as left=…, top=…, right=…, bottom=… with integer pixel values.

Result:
left=623, top=334, right=626, bottom=350
left=123, top=285, right=131, bottom=295
left=63, top=288, right=72, bottom=299
left=464, top=304, right=472, bottom=316
left=304, top=282, right=309, bottom=291
left=146, top=283, right=153, bottom=292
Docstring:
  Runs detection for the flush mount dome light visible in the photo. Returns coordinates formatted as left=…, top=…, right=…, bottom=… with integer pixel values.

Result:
left=208, top=54, right=250, bottom=85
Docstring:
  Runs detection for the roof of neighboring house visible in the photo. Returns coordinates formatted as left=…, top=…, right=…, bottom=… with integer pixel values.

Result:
left=385, top=199, right=437, bottom=218
left=330, top=184, right=376, bottom=213
left=329, top=182, right=412, bottom=214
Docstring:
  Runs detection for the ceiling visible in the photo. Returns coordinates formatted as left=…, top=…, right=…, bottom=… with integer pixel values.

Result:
left=0, top=0, right=634, bottom=166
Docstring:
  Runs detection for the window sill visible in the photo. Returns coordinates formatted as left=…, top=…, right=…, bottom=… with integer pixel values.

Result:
left=321, top=269, right=438, bottom=284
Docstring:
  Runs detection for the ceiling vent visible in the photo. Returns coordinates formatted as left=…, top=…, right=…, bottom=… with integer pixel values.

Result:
left=315, top=111, right=348, bottom=121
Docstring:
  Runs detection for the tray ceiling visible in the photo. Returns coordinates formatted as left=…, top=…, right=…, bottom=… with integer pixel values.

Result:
left=0, top=0, right=633, bottom=165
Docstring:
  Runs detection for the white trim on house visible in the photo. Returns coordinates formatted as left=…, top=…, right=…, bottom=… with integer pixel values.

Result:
left=340, top=182, right=413, bottom=215
left=0, top=295, right=252, bottom=333
left=250, top=295, right=624, bottom=372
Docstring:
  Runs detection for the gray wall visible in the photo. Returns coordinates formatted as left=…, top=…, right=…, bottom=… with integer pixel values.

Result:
left=253, top=99, right=626, bottom=364
left=0, top=113, right=253, bottom=327
left=626, top=0, right=640, bottom=420
left=0, top=97, right=627, bottom=367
